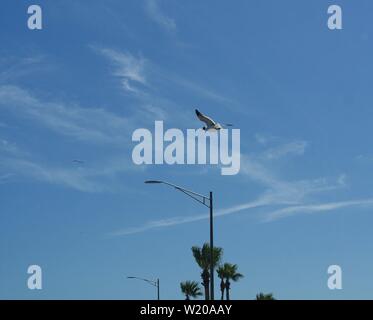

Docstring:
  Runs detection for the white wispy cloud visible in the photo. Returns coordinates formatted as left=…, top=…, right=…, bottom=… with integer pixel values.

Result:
left=95, top=46, right=241, bottom=119
left=137, top=104, right=168, bottom=121
left=0, top=138, right=23, bottom=156
left=355, top=154, right=373, bottom=164
left=164, top=74, right=235, bottom=106
left=0, top=85, right=148, bottom=192
left=255, top=133, right=291, bottom=146
left=0, top=151, right=141, bottom=192
left=110, top=198, right=267, bottom=236
left=111, top=192, right=373, bottom=236
left=95, top=46, right=240, bottom=133
left=263, top=199, right=373, bottom=222
left=240, top=153, right=345, bottom=204
left=0, top=157, right=103, bottom=192
left=111, top=195, right=373, bottom=236
left=262, top=140, right=308, bottom=160
left=145, top=0, right=177, bottom=33
left=96, top=48, right=147, bottom=93
left=111, top=140, right=349, bottom=236
left=0, top=55, right=47, bottom=83
left=0, top=85, right=133, bottom=145
left=254, top=133, right=308, bottom=159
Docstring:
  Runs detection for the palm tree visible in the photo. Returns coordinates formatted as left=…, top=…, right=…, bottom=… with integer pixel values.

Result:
left=180, top=281, right=202, bottom=300
left=256, top=292, right=275, bottom=300
left=221, top=263, right=243, bottom=300
left=192, top=243, right=223, bottom=300
left=216, top=265, right=227, bottom=300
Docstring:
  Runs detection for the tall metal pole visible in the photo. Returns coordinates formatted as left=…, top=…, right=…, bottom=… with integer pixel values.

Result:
left=209, top=191, right=214, bottom=300
left=144, top=180, right=214, bottom=300
left=157, top=278, right=160, bottom=300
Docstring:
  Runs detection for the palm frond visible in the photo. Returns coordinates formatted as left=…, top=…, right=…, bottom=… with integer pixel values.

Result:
left=180, top=281, right=203, bottom=299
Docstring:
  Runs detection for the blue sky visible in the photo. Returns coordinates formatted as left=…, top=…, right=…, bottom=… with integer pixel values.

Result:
left=1, top=0, right=373, bottom=299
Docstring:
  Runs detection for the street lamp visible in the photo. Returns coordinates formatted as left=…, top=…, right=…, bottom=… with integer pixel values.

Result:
left=127, top=276, right=160, bottom=300
left=145, top=180, right=215, bottom=300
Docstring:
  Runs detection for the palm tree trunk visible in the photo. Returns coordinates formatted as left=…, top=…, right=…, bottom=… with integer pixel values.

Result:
left=203, top=281, right=210, bottom=300
left=220, top=279, right=225, bottom=300
left=202, top=270, right=210, bottom=300
left=225, top=280, right=231, bottom=301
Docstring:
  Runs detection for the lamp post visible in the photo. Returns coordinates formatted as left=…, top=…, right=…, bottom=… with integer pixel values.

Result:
left=127, top=276, right=160, bottom=300
left=145, top=180, right=215, bottom=300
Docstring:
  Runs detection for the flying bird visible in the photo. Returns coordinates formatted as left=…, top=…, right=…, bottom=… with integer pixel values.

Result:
left=72, top=159, right=85, bottom=164
left=195, top=109, right=233, bottom=131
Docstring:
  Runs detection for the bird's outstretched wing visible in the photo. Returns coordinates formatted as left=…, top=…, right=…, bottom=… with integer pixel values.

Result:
left=195, top=109, right=216, bottom=127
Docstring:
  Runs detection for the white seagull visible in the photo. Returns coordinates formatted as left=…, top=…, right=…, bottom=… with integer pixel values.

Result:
left=195, top=109, right=232, bottom=131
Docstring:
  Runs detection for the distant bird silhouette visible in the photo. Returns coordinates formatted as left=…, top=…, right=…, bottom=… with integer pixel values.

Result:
left=72, top=159, right=85, bottom=164
left=195, top=109, right=233, bottom=131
